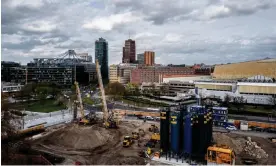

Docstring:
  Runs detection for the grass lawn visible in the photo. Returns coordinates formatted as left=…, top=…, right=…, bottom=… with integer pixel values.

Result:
left=12, top=99, right=66, bottom=113
left=83, top=97, right=94, bottom=105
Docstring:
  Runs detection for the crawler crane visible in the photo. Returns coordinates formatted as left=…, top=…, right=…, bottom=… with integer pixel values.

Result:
left=95, top=60, right=118, bottom=128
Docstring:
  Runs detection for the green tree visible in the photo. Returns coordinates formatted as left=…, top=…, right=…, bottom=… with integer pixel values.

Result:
left=105, top=82, right=125, bottom=100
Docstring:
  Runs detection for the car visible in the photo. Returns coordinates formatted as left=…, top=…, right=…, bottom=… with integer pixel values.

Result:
left=155, top=117, right=160, bottom=121
left=226, top=126, right=237, bottom=131
left=146, top=116, right=154, bottom=120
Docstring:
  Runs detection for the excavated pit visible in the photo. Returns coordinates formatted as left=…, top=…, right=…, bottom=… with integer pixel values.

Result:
left=33, top=121, right=155, bottom=165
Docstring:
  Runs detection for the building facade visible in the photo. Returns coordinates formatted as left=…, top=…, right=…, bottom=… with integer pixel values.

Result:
left=144, top=51, right=155, bottom=66
left=1, top=61, right=26, bottom=84
left=109, top=65, right=119, bottom=83
left=191, top=79, right=276, bottom=105
left=130, top=66, right=195, bottom=84
left=95, top=38, right=108, bottom=79
left=122, top=39, right=136, bottom=63
left=137, top=53, right=144, bottom=64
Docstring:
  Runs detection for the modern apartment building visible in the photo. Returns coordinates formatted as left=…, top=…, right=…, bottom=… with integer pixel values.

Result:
left=144, top=51, right=155, bottom=66
left=122, top=39, right=136, bottom=63
left=95, top=38, right=108, bottom=79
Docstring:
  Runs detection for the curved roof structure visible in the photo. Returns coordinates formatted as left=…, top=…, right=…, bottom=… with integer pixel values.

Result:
left=213, top=59, right=276, bottom=80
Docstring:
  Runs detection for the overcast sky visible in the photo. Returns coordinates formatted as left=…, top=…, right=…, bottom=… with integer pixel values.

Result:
left=2, top=0, right=276, bottom=65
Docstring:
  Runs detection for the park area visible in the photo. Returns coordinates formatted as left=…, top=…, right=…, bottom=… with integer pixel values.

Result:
left=10, top=99, right=66, bottom=113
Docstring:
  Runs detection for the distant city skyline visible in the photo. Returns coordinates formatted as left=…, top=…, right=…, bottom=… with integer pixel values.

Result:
left=2, top=0, right=276, bottom=65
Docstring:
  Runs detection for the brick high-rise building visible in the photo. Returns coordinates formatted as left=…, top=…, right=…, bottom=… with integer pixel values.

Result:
left=122, top=39, right=136, bottom=63
left=144, top=51, right=155, bottom=66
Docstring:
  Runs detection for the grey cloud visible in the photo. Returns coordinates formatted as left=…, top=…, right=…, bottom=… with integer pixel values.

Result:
left=2, top=0, right=276, bottom=66
left=112, top=0, right=276, bottom=24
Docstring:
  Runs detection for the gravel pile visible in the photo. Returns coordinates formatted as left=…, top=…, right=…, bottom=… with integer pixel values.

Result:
left=244, top=137, right=269, bottom=159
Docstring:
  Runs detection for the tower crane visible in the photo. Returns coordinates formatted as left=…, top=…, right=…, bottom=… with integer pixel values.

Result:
left=95, top=60, right=117, bottom=128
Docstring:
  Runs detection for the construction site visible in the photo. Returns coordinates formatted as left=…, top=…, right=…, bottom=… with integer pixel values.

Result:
left=2, top=54, right=276, bottom=165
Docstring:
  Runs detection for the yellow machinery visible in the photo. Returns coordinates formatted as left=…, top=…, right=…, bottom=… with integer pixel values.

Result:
left=123, top=136, right=133, bottom=147
left=146, top=147, right=152, bottom=155
left=206, top=145, right=235, bottom=165
left=132, top=132, right=139, bottom=140
left=95, top=60, right=117, bottom=129
left=150, top=133, right=160, bottom=142
left=74, top=81, right=93, bottom=125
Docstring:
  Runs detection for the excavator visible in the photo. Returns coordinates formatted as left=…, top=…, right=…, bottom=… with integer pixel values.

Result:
left=95, top=60, right=118, bottom=128
left=123, top=136, right=133, bottom=147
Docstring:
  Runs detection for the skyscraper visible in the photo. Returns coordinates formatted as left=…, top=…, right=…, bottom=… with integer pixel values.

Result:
left=144, top=51, right=155, bottom=66
left=137, top=53, right=144, bottom=64
left=95, top=37, right=108, bottom=79
left=122, top=39, right=136, bottom=63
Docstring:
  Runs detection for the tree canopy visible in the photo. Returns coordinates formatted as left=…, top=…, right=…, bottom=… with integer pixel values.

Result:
left=105, top=82, right=125, bottom=99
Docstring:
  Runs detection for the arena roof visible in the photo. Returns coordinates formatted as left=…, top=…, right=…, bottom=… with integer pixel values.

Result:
left=213, top=58, right=276, bottom=80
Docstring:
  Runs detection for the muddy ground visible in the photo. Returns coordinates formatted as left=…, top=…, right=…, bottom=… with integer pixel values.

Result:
left=213, top=132, right=276, bottom=165
left=32, top=121, right=276, bottom=165
left=32, top=121, right=159, bottom=165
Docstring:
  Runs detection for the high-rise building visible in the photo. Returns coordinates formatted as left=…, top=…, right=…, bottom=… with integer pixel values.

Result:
left=137, top=53, right=144, bottom=64
left=95, top=37, right=108, bottom=79
left=122, top=39, right=136, bottom=63
left=144, top=51, right=155, bottom=66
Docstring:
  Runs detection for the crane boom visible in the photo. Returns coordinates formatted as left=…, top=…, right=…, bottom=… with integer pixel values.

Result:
left=75, top=81, right=85, bottom=118
left=95, top=60, right=108, bottom=124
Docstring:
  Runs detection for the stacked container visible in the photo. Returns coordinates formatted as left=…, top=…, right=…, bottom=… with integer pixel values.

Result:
left=212, top=107, right=228, bottom=127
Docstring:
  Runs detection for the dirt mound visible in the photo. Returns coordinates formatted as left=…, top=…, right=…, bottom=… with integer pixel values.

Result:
left=213, top=132, right=246, bottom=154
left=41, top=125, right=111, bottom=150
left=244, top=137, right=268, bottom=159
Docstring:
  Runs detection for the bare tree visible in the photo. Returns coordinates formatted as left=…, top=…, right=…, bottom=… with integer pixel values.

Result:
left=223, top=94, right=232, bottom=107
left=233, top=96, right=245, bottom=111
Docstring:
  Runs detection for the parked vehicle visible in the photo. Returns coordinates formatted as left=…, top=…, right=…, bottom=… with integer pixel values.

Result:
left=146, top=116, right=154, bottom=120
left=226, top=126, right=237, bottom=131
left=155, top=117, right=160, bottom=121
